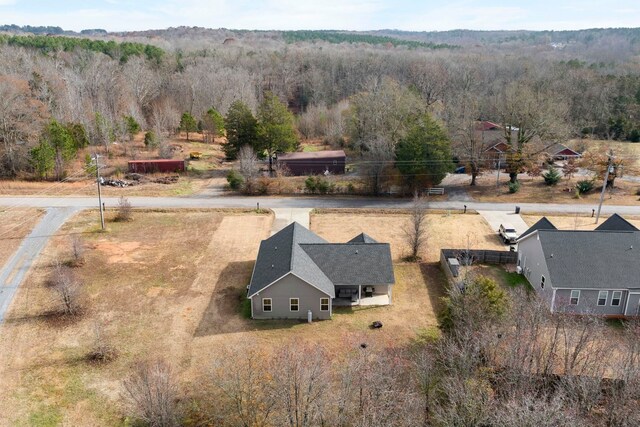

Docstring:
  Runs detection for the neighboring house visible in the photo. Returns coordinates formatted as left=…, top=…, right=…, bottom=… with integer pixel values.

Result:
left=247, top=222, right=395, bottom=320
left=483, top=141, right=512, bottom=169
left=516, top=214, right=640, bottom=317
left=545, top=143, right=581, bottom=160
left=277, top=150, right=346, bottom=176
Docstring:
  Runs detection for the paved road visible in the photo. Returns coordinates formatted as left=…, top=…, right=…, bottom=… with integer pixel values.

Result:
left=0, top=195, right=638, bottom=215
left=0, top=207, right=78, bottom=322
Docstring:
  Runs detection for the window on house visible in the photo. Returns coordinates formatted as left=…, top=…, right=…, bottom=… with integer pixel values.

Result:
left=540, top=275, right=545, bottom=289
left=262, top=298, right=272, bottom=312
left=320, top=298, right=329, bottom=311
left=598, top=291, right=608, bottom=306
left=611, top=291, right=622, bottom=306
left=290, top=298, right=299, bottom=312
left=570, top=290, right=580, bottom=305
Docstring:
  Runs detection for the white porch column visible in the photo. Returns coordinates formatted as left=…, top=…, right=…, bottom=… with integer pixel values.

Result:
left=358, top=285, right=362, bottom=305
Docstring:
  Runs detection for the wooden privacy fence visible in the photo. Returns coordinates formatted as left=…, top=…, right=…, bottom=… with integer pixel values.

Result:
left=440, top=249, right=518, bottom=281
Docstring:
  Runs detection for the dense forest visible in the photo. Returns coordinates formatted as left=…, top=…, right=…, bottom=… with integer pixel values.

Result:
left=1, top=25, right=640, bottom=184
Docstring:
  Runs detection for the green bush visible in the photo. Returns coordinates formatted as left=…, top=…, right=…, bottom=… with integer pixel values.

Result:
left=576, top=179, right=595, bottom=194
left=143, top=131, right=157, bottom=148
left=542, top=166, right=561, bottom=185
left=226, top=170, right=244, bottom=190
left=508, top=181, right=520, bottom=193
left=305, top=176, right=334, bottom=194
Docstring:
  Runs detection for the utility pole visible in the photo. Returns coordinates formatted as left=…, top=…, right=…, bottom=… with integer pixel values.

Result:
left=94, top=154, right=105, bottom=230
left=496, top=154, right=502, bottom=188
left=595, top=150, right=614, bottom=224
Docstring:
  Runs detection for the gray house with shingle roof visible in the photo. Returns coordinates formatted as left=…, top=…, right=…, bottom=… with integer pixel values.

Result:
left=248, top=223, right=395, bottom=320
left=517, top=215, right=640, bottom=317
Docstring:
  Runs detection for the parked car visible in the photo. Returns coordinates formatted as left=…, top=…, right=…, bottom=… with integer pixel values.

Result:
left=498, top=223, right=518, bottom=244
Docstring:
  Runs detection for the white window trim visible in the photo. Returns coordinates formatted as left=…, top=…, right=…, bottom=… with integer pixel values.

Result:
left=262, top=298, right=272, bottom=312
left=290, top=297, right=300, bottom=312
left=597, top=290, right=608, bottom=306
left=320, top=297, right=329, bottom=311
left=611, top=291, right=622, bottom=306
left=570, top=290, right=580, bottom=305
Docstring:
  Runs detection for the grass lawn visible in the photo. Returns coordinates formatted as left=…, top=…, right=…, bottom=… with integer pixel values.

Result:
left=0, top=209, right=446, bottom=425
left=311, top=210, right=505, bottom=262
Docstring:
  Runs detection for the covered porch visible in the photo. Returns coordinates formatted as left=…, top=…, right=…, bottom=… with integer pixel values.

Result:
left=333, top=285, right=391, bottom=307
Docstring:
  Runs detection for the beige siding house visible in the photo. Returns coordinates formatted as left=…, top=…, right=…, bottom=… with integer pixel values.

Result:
left=247, top=223, right=395, bottom=320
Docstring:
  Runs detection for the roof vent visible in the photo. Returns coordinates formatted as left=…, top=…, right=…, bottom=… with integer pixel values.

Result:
left=271, top=264, right=274, bottom=268
left=275, top=246, right=277, bottom=250
left=550, top=253, right=553, bottom=258
left=355, top=249, right=359, bottom=254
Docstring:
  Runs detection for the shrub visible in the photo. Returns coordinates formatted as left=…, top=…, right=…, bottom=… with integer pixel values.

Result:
left=508, top=181, right=520, bottom=193
left=305, top=176, right=334, bottom=194
left=576, top=179, right=595, bottom=194
left=114, top=196, right=132, bottom=222
left=143, top=131, right=157, bottom=148
left=226, top=170, right=244, bottom=190
left=542, top=166, right=561, bottom=185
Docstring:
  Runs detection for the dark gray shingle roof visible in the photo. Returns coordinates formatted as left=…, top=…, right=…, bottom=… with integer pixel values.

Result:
left=248, top=222, right=335, bottom=297
left=595, top=213, right=639, bottom=232
left=537, top=230, right=640, bottom=290
left=348, top=233, right=378, bottom=244
left=300, top=243, right=395, bottom=286
left=519, top=217, right=556, bottom=240
left=248, top=223, right=394, bottom=297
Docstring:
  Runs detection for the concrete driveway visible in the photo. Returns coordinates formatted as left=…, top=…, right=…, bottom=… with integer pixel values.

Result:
left=477, top=210, right=530, bottom=245
left=0, top=207, right=78, bottom=323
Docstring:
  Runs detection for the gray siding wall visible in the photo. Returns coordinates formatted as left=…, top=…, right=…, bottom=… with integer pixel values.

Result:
left=251, top=273, right=331, bottom=320
left=518, top=236, right=555, bottom=309
left=626, top=293, right=640, bottom=316
left=554, top=289, right=627, bottom=316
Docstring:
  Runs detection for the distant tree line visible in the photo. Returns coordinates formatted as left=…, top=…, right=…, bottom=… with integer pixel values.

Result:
left=281, top=30, right=457, bottom=49
left=1, top=27, right=640, bottom=188
left=0, top=34, right=164, bottom=63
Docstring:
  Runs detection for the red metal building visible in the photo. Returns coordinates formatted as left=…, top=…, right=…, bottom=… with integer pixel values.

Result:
left=128, top=159, right=185, bottom=173
left=277, top=150, right=346, bottom=176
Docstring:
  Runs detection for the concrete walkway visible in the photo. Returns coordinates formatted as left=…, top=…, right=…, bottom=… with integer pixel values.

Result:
left=0, top=207, right=78, bottom=323
left=478, top=210, right=530, bottom=245
left=270, top=208, right=312, bottom=235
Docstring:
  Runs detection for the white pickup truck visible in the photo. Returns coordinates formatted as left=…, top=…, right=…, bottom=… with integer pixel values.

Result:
left=498, top=223, right=518, bottom=244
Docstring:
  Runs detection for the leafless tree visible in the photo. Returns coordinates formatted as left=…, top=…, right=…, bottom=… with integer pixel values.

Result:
left=361, top=136, right=395, bottom=195
left=562, top=159, right=579, bottom=180
left=88, top=321, right=116, bottom=362
left=49, top=262, right=82, bottom=316
left=114, top=196, right=132, bottom=222
left=237, top=145, right=259, bottom=182
left=403, top=192, right=427, bottom=261
left=70, top=236, right=85, bottom=267
left=123, top=359, right=180, bottom=427
left=270, top=343, right=330, bottom=427
left=207, top=345, right=276, bottom=427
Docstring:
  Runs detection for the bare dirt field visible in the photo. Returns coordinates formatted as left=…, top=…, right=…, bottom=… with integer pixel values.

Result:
left=0, top=208, right=450, bottom=425
left=522, top=213, right=640, bottom=230
left=0, top=208, right=44, bottom=267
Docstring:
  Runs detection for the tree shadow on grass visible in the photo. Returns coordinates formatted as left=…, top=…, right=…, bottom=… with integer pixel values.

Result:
left=194, top=261, right=299, bottom=337
left=419, top=262, right=448, bottom=316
